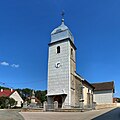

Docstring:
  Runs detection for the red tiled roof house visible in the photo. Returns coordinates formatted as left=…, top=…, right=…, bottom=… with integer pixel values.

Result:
left=0, top=89, right=23, bottom=107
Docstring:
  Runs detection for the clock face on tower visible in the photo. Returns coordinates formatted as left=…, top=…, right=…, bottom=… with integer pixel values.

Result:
left=55, top=62, right=61, bottom=68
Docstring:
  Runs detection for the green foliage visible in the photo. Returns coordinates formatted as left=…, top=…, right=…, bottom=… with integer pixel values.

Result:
left=0, top=96, right=16, bottom=109
left=35, top=90, right=47, bottom=103
left=0, top=86, right=9, bottom=90
left=9, top=98, right=17, bottom=107
left=22, top=88, right=32, bottom=97
left=0, top=96, right=8, bottom=108
left=15, top=88, right=47, bottom=104
left=117, top=98, right=120, bottom=103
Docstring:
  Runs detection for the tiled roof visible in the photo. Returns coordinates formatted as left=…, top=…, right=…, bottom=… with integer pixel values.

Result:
left=0, top=89, right=15, bottom=97
left=91, top=81, right=115, bottom=92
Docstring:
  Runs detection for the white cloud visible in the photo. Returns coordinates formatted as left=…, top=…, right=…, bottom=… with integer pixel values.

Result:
left=0, top=61, right=20, bottom=68
left=0, top=61, right=9, bottom=66
left=11, top=64, right=20, bottom=68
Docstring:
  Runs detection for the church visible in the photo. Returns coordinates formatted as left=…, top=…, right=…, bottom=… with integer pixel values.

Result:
left=47, top=16, right=94, bottom=109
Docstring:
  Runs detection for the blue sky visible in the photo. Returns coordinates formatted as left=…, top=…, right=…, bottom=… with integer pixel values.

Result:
left=0, top=0, right=120, bottom=97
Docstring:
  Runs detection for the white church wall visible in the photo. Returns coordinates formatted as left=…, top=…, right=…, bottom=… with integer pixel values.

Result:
left=48, top=40, right=71, bottom=106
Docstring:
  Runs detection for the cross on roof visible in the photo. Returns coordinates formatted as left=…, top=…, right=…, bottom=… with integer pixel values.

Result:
left=61, top=10, right=65, bottom=19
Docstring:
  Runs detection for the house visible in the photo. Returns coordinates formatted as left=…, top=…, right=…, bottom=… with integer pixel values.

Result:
left=0, top=89, right=23, bottom=107
left=91, top=81, right=115, bottom=104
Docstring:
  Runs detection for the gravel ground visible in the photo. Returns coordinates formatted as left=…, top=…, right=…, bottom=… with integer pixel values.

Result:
left=0, top=109, right=24, bottom=120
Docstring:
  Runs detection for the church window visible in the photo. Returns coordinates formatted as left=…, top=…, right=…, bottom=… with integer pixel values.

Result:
left=57, top=46, right=60, bottom=53
left=88, top=89, right=90, bottom=93
left=71, top=48, right=73, bottom=56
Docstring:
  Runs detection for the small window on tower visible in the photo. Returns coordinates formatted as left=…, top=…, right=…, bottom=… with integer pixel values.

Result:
left=71, top=48, right=73, bottom=56
left=57, top=46, right=60, bottom=53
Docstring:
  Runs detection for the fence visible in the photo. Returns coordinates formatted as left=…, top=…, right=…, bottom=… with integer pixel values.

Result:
left=43, top=101, right=96, bottom=111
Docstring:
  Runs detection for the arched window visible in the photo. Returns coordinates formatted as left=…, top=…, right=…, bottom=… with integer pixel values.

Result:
left=57, top=46, right=60, bottom=53
left=88, top=89, right=90, bottom=93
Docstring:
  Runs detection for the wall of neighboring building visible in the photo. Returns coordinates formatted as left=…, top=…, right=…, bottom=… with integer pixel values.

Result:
left=10, top=91, right=23, bottom=107
left=93, top=90, right=113, bottom=104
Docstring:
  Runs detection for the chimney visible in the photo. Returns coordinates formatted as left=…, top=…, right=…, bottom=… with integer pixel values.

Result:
left=1, top=89, right=3, bottom=92
left=11, top=89, right=13, bottom=92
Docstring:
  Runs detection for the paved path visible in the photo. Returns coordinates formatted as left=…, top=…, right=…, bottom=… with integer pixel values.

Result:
left=0, top=107, right=119, bottom=120
left=20, top=107, right=120, bottom=120
left=0, top=109, right=24, bottom=120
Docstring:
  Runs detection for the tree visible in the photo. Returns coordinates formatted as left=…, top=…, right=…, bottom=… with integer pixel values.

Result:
left=0, top=96, right=16, bottom=108
left=35, top=90, right=47, bottom=103
left=21, top=88, right=32, bottom=101
left=117, top=98, right=120, bottom=103
left=9, top=98, right=17, bottom=108
left=0, top=86, right=9, bottom=90
left=0, top=96, right=9, bottom=108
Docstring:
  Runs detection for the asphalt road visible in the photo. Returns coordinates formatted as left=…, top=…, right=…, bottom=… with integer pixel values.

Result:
left=20, top=107, right=120, bottom=120
left=0, top=109, right=24, bottom=120
left=93, top=107, right=120, bottom=120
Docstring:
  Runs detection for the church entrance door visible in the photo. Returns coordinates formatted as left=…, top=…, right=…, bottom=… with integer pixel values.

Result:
left=54, top=95, right=62, bottom=108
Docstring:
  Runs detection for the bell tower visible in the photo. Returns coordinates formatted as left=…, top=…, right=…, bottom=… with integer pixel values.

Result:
left=47, top=14, right=77, bottom=108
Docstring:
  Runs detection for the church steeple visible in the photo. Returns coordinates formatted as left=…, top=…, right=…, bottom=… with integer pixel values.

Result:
left=51, top=12, right=74, bottom=43
left=48, top=12, right=76, bottom=108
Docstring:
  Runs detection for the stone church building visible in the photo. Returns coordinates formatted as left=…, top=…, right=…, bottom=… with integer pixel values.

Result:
left=47, top=18, right=94, bottom=108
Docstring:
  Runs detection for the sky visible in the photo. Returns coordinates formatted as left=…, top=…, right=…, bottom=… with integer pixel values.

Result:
left=0, top=0, right=120, bottom=97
